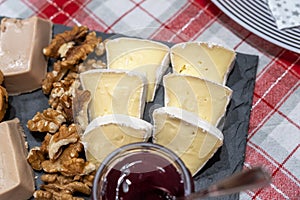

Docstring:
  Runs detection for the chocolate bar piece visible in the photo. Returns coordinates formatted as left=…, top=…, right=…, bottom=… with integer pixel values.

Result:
left=0, top=118, right=35, bottom=200
left=0, top=16, right=52, bottom=95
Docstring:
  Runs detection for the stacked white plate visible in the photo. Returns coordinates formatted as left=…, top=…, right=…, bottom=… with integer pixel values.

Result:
left=211, top=0, right=300, bottom=53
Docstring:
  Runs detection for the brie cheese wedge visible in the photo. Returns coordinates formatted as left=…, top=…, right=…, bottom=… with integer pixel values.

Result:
left=171, top=42, right=236, bottom=85
left=80, top=69, right=147, bottom=121
left=106, top=37, right=170, bottom=102
left=163, top=73, right=232, bottom=126
left=82, top=114, right=153, bottom=166
left=152, top=107, right=223, bottom=175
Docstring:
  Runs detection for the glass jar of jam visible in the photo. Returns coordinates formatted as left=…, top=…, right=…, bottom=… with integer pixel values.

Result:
left=92, top=142, right=194, bottom=200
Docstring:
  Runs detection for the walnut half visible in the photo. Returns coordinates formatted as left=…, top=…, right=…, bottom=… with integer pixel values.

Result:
left=0, top=85, right=8, bottom=122
left=0, top=70, right=8, bottom=122
left=42, top=142, right=95, bottom=177
left=0, top=70, right=4, bottom=85
left=27, top=147, right=46, bottom=171
left=27, top=108, right=66, bottom=133
left=48, top=124, right=80, bottom=160
left=43, top=26, right=89, bottom=59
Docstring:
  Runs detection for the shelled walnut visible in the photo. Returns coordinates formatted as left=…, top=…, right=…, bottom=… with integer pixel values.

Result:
left=48, top=124, right=80, bottom=160
left=0, top=70, right=4, bottom=85
left=42, top=26, right=102, bottom=95
left=42, top=142, right=95, bottom=176
left=48, top=72, right=80, bottom=123
left=78, top=59, right=106, bottom=73
left=0, top=85, right=8, bottom=122
left=43, top=26, right=89, bottom=58
left=0, top=70, right=8, bottom=122
left=28, top=25, right=103, bottom=200
left=33, top=172, right=95, bottom=200
left=43, top=26, right=101, bottom=68
left=42, top=61, right=69, bottom=95
left=34, top=172, right=95, bottom=199
left=61, top=31, right=101, bottom=68
left=27, top=108, right=66, bottom=133
left=27, top=147, right=46, bottom=171
left=40, top=172, right=95, bottom=193
left=33, top=190, right=84, bottom=200
left=27, top=133, right=53, bottom=171
left=27, top=124, right=95, bottom=199
left=41, top=133, right=52, bottom=154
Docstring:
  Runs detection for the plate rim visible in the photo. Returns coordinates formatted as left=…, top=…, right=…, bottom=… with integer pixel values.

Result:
left=211, top=0, right=300, bottom=54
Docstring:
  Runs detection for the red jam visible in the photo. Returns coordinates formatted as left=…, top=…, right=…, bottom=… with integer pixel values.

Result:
left=98, top=151, right=188, bottom=200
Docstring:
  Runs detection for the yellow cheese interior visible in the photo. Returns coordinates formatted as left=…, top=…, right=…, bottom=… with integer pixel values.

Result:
left=81, top=71, right=145, bottom=121
left=171, top=43, right=235, bottom=84
left=83, top=123, right=149, bottom=165
left=109, top=48, right=168, bottom=102
left=164, top=75, right=231, bottom=125
left=153, top=113, right=222, bottom=175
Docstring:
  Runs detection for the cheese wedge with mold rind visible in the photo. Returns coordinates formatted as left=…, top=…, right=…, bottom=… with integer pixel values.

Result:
left=80, top=69, right=147, bottom=121
left=82, top=114, right=153, bottom=166
left=171, top=42, right=236, bottom=85
left=106, top=37, right=170, bottom=102
left=152, top=107, right=223, bottom=176
left=163, top=73, right=232, bottom=126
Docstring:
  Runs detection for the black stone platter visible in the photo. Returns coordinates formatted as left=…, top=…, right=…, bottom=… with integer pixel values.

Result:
left=1, top=20, right=258, bottom=200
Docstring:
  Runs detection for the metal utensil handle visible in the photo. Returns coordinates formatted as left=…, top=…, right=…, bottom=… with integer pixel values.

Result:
left=182, top=167, right=271, bottom=200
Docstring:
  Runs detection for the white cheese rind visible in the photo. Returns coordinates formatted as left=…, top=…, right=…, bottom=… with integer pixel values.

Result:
left=106, top=37, right=170, bottom=102
left=82, top=114, right=153, bottom=166
left=152, top=107, right=223, bottom=175
left=170, top=42, right=236, bottom=85
left=79, top=69, right=147, bottom=121
left=163, top=73, right=232, bottom=126
left=84, top=114, right=153, bottom=135
left=106, top=37, right=170, bottom=61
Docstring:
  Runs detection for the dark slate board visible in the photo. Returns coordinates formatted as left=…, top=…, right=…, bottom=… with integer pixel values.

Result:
left=2, top=20, right=258, bottom=200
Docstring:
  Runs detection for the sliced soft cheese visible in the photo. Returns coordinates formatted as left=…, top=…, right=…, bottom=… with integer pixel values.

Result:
left=80, top=69, right=147, bottom=121
left=152, top=107, right=223, bottom=176
left=163, top=73, right=232, bottom=126
left=171, top=42, right=236, bottom=85
left=82, top=114, right=153, bottom=166
left=106, top=37, right=170, bottom=102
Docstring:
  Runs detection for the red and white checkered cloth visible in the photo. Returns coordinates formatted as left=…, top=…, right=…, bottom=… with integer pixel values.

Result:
left=0, top=0, right=299, bottom=199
